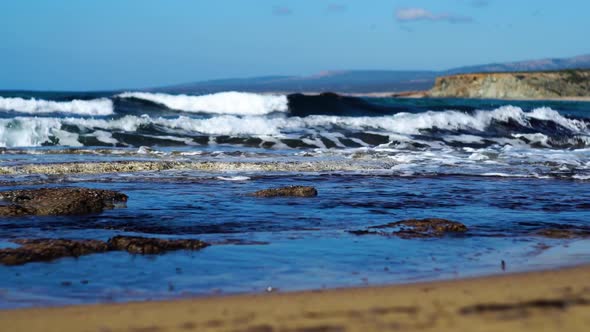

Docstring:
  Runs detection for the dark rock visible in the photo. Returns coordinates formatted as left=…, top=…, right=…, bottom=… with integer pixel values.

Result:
left=348, top=230, right=372, bottom=236
left=107, top=236, right=209, bottom=254
left=0, top=187, right=128, bottom=217
left=350, top=218, right=468, bottom=239
left=0, top=239, right=110, bottom=266
left=0, top=205, right=30, bottom=217
left=535, top=228, right=590, bottom=239
left=0, top=236, right=210, bottom=265
left=251, top=186, right=318, bottom=198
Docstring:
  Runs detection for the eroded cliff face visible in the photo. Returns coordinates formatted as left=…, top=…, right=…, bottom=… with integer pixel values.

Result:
left=428, top=70, right=590, bottom=99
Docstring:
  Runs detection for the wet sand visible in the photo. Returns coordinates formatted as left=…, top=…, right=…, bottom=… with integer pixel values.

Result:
left=2, top=265, right=589, bottom=332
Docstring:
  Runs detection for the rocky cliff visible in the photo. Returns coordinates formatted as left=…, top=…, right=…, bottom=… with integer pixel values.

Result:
left=428, top=70, right=590, bottom=99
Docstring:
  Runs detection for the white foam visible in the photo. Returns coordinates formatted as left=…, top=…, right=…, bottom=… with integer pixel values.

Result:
left=216, top=176, right=251, bottom=181
left=0, top=106, right=587, bottom=152
left=0, top=117, right=63, bottom=147
left=0, top=97, right=113, bottom=116
left=53, top=130, right=83, bottom=147
left=118, top=91, right=288, bottom=115
left=297, top=106, right=589, bottom=136
left=528, top=107, right=587, bottom=132
left=512, top=133, right=551, bottom=147
left=92, top=130, right=118, bottom=145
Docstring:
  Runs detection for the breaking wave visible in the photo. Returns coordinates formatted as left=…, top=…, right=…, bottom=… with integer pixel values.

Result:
left=0, top=96, right=114, bottom=116
left=117, top=91, right=289, bottom=115
left=0, top=105, right=588, bottom=149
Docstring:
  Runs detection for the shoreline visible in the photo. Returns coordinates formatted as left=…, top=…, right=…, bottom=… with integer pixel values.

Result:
left=2, top=264, right=589, bottom=331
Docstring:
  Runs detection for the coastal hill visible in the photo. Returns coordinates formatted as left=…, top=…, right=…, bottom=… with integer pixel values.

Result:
left=155, top=54, right=590, bottom=94
left=156, top=71, right=438, bottom=94
left=428, top=70, right=590, bottom=99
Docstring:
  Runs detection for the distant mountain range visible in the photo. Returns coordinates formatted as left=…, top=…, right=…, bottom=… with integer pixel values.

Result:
left=155, top=54, right=590, bottom=94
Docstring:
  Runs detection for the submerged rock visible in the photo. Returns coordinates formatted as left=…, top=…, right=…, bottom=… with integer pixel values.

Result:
left=0, top=236, right=210, bottom=265
left=535, top=228, right=590, bottom=239
left=0, top=187, right=128, bottom=216
left=350, top=218, right=468, bottom=239
left=0, top=239, right=110, bottom=266
left=107, top=236, right=210, bottom=254
left=251, top=186, right=318, bottom=198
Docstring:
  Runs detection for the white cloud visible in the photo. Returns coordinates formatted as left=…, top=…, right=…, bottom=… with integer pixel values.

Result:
left=395, top=8, right=472, bottom=24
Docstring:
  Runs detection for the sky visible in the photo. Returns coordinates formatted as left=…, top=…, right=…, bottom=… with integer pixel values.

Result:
left=1, top=0, right=589, bottom=91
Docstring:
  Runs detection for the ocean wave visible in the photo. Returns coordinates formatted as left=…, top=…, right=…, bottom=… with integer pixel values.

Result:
left=299, top=106, right=588, bottom=135
left=0, top=106, right=587, bottom=149
left=0, top=117, right=79, bottom=147
left=0, top=96, right=113, bottom=116
left=117, top=91, right=289, bottom=115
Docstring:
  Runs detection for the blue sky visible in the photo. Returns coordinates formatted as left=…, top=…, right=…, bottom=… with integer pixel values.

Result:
left=1, top=0, right=589, bottom=90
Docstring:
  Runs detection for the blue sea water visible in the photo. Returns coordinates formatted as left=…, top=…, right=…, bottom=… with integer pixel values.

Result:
left=0, top=91, right=589, bottom=308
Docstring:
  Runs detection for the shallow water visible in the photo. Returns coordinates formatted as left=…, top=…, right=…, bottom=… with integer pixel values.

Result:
left=1, top=173, right=590, bottom=308
left=0, top=93, right=589, bottom=308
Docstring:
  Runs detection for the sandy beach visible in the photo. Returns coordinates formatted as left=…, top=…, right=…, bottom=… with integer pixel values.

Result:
left=2, top=265, right=589, bottom=332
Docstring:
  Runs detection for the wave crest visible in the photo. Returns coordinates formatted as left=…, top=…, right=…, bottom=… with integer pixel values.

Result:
left=0, top=106, right=587, bottom=149
left=117, top=91, right=288, bottom=115
left=0, top=96, right=113, bottom=116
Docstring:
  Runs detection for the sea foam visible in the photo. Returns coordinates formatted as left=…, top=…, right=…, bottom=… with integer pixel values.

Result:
left=0, top=96, right=113, bottom=116
left=117, top=91, right=289, bottom=115
left=0, top=106, right=587, bottom=148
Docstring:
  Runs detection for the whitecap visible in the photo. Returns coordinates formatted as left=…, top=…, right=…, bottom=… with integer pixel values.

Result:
left=216, top=176, right=251, bottom=181
left=118, top=91, right=288, bottom=116
left=0, top=96, right=113, bottom=116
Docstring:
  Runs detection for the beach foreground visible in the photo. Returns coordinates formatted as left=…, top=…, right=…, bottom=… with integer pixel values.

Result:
left=2, top=265, right=589, bottom=332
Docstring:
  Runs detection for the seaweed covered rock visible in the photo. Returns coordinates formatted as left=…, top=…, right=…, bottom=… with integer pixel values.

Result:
left=107, top=236, right=210, bottom=254
left=0, top=236, right=210, bottom=265
left=0, top=205, right=30, bottom=217
left=251, top=186, right=318, bottom=198
left=0, top=187, right=128, bottom=216
left=350, top=218, right=468, bottom=239
left=0, top=239, right=110, bottom=266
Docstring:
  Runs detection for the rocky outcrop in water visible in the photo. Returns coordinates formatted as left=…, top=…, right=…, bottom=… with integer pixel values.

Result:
left=251, top=186, right=318, bottom=198
left=0, top=239, right=110, bottom=266
left=0, top=187, right=128, bottom=217
left=108, top=236, right=209, bottom=254
left=350, top=218, right=468, bottom=238
left=428, top=70, right=590, bottom=99
left=0, top=236, right=210, bottom=266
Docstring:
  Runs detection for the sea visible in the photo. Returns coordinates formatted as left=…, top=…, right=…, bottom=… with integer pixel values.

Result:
left=0, top=90, right=589, bottom=308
